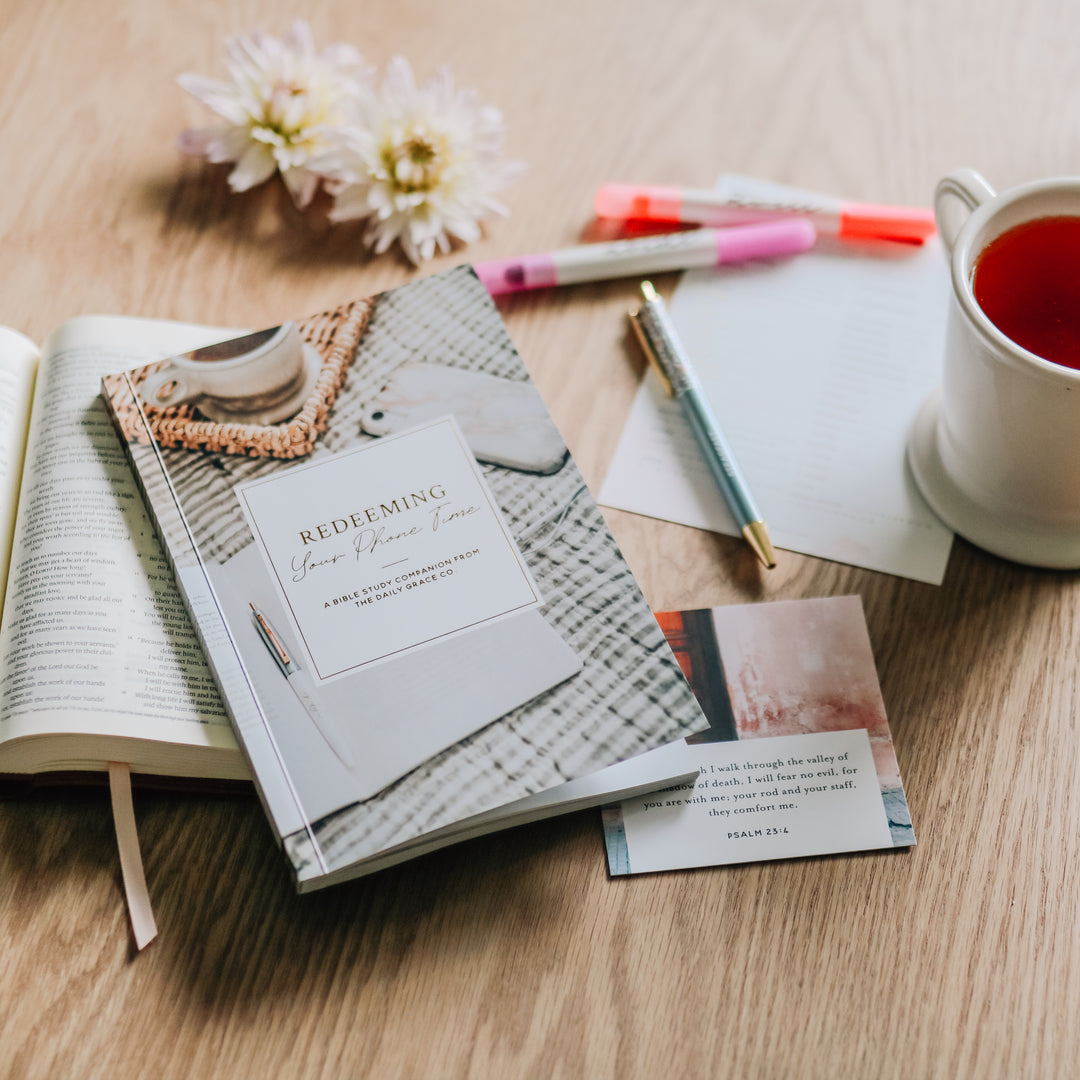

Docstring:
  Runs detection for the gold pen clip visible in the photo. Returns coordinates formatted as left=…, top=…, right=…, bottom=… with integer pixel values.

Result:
left=628, top=306, right=674, bottom=398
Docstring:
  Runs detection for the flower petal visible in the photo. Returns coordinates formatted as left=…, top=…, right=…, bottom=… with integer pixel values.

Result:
left=177, top=73, right=252, bottom=126
left=177, top=124, right=252, bottom=164
left=281, top=166, right=321, bottom=208
left=228, top=143, right=277, bottom=192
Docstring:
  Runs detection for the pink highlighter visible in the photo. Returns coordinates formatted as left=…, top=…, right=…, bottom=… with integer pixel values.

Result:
left=475, top=219, right=817, bottom=296
left=594, top=183, right=936, bottom=245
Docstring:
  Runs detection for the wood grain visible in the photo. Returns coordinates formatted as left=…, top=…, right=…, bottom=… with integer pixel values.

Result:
left=3, top=0, right=1080, bottom=1076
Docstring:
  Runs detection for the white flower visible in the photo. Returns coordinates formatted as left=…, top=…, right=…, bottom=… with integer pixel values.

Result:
left=177, top=21, right=372, bottom=208
left=319, top=57, right=525, bottom=264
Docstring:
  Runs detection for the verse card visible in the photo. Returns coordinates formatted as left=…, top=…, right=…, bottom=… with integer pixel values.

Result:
left=603, top=595, right=914, bottom=875
left=236, top=415, right=541, bottom=680
left=605, top=730, right=892, bottom=873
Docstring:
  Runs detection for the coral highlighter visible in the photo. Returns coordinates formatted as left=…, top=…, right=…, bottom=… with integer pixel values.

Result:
left=594, top=183, right=936, bottom=245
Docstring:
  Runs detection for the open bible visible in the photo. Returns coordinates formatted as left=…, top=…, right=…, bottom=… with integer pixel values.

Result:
left=0, top=318, right=247, bottom=784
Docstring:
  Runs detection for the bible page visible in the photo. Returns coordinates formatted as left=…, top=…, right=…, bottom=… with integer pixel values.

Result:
left=0, top=326, right=39, bottom=619
left=0, top=316, right=242, bottom=767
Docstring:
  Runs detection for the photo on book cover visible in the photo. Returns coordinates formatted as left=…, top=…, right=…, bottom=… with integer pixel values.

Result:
left=603, top=595, right=914, bottom=875
left=102, top=266, right=706, bottom=887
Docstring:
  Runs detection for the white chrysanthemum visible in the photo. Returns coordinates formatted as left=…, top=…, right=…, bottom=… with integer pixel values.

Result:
left=177, top=21, right=372, bottom=208
left=319, top=57, right=524, bottom=263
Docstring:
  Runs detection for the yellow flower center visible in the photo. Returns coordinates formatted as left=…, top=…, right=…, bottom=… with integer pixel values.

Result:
left=384, top=130, right=449, bottom=194
left=258, top=78, right=334, bottom=146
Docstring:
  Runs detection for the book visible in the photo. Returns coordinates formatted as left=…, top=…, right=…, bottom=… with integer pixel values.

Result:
left=101, top=266, right=708, bottom=891
left=0, top=317, right=249, bottom=785
left=602, top=595, right=915, bottom=875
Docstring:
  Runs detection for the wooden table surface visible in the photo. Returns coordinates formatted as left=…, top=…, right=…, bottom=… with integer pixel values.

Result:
left=3, top=1, right=1080, bottom=1076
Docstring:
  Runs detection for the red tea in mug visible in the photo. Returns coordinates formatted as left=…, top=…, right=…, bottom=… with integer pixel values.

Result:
left=972, top=215, right=1080, bottom=369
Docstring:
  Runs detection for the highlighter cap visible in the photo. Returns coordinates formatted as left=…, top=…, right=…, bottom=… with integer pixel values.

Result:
left=714, top=218, right=817, bottom=263
left=594, top=183, right=682, bottom=222
left=838, top=203, right=937, bottom=243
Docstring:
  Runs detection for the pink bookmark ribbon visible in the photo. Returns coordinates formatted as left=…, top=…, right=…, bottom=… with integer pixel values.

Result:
left=107, top=763, right=158, bottom=951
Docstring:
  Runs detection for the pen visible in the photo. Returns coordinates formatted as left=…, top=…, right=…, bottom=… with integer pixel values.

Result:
left=595, top=182, right=936, bottom=245
left=249, top=603, right=356, bottom=769
left=628, top=280, right=777, bottom=570
left=475, top=219, right=816, bottom=295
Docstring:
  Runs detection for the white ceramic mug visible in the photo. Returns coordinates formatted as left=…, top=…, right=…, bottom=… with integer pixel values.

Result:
left=907, top=168, right=1080, bottom=567
left=140, top=321, right=316, bottom=425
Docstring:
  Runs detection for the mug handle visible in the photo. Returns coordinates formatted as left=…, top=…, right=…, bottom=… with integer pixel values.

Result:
left=934, top=168, right=997, bottom=254
left=141, top=364, right=195, bottom=407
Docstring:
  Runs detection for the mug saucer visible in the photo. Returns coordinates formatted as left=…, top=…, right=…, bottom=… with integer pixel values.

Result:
left=907, top=388, right=1080, bottom=569
left=195, top=343, right=322, bottom=427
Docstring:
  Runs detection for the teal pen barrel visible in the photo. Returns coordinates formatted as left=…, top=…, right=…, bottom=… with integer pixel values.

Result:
left=633, top=281, right=775, bottom=568
left=680, top=384, right=762, bottom=528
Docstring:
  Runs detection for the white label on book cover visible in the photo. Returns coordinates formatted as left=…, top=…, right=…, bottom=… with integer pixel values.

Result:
left=235, top=415, right=542, bottom=680
left=609, top=729, right=893, bottom=874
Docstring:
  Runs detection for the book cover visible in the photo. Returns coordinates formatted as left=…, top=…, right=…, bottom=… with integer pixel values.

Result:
left=603, top=595, right=914, bottom=875
left=101, top=266, right=707, bottom=890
